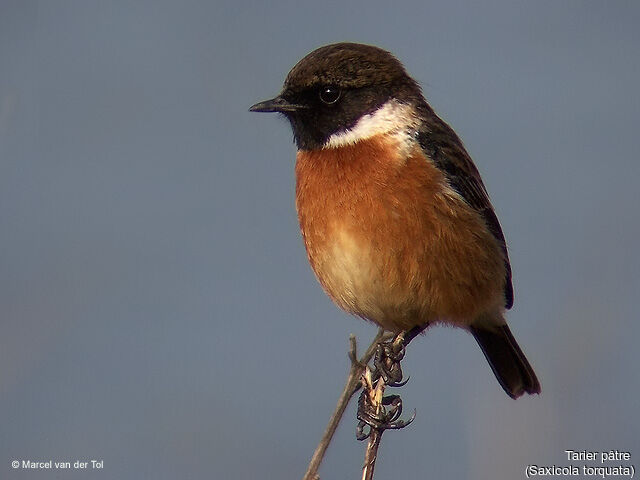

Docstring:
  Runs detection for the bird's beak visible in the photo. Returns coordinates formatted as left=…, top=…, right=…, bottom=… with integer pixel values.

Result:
left=249, top=96, right=307, bottom=113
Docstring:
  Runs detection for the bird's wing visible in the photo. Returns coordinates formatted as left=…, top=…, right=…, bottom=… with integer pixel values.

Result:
left=417, top=117, right=514, bottom=309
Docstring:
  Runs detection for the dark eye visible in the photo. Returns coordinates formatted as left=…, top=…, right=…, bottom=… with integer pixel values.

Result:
left=319, top=86, right=341, bottom=105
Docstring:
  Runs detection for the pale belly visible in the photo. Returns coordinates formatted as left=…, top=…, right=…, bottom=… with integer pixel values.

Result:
left=308, top=225, right=432, bottom=332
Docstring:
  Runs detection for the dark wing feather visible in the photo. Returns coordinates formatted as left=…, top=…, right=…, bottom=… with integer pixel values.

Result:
left=417, top=114, right=514, bottom=309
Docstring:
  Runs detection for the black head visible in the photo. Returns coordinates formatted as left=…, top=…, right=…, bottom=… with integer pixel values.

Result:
left=250, top=43, right=425, bottom=150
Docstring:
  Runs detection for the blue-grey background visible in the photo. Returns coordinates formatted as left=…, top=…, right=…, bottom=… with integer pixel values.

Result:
left=2, top=1, right=638, bottom=479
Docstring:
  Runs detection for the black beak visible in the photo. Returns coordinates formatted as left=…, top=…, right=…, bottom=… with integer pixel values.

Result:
left=249, top=96, right=307, bottom=113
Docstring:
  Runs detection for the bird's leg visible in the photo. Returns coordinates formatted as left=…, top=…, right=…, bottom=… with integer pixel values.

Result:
left=372, top=333, right=406, bottom=386
left=356, top=371, right=416, bottom=440
left=356, top=328, right=421, bottom=440
left=372, top=325, right=425, bottom=386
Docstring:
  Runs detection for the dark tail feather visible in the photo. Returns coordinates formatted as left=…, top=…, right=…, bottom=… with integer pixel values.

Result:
left=470, top=324, right=541, bottom=399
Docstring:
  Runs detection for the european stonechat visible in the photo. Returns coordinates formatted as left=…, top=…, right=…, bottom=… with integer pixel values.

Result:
left=250, top=43, right=540, bottom=399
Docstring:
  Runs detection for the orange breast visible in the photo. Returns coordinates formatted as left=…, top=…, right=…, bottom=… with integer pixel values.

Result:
left=295, top=135, right=505, bottom=332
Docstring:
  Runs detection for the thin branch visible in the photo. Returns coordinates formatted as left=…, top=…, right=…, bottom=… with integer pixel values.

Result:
left=360, top=371, right=386, bottom=480
left=358, top=331, right=417, bottom=480
left=302, top=329, right=392, bottom=480
left=361, top=425, right=383, bottom=480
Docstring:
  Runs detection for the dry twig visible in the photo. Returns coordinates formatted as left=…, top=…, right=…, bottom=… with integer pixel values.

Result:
left=302, top=329, right=393, bottom=480
left=360, top=368, right=386, bottom=480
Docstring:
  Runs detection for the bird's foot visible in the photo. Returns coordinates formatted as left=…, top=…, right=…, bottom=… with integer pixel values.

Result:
left=372, top=332, right=409, bottom=386
left=356, top=366, right=416, bottom=440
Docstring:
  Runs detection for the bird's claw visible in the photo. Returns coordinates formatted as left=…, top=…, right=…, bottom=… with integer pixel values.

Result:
left=373, top=334, right=407, bottom=386
left=356, top=391, right=416, bottom=440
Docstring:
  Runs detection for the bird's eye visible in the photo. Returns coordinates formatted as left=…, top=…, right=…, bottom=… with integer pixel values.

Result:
left=319, top=86, right=341, bottom=105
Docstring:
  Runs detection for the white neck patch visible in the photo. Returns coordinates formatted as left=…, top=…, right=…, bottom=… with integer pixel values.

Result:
left=323, top=100, right=419, bottom=151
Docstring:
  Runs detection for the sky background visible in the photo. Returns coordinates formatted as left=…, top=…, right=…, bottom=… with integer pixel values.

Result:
left=1, top=1, right=639, bottom=479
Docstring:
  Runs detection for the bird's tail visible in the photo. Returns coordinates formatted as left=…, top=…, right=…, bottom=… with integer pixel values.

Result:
left=470, top=324, right=541, bottom=399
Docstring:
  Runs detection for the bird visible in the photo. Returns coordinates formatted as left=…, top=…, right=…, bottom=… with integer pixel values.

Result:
left=250, top=42, right=540, bottom=399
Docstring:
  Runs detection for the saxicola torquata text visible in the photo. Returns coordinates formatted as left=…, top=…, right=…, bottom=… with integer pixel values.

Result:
left=250, top=43, right=540, bottom=399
